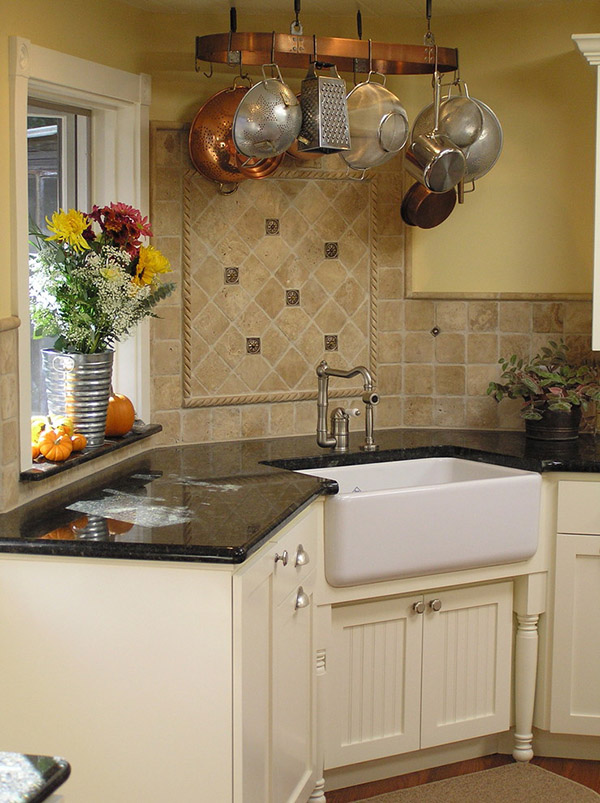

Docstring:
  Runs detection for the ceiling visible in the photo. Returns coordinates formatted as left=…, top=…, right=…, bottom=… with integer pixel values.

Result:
left=119, top=0, right=578, bottom=16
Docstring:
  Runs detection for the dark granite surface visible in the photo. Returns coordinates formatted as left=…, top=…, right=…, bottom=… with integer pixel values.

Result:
left=0, top=751, right=70, bottom=803
left=3, top=428, right=600, bottom=564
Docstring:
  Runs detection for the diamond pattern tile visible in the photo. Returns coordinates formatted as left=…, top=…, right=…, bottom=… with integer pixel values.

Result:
left=182, top=168, right=377, bottom=406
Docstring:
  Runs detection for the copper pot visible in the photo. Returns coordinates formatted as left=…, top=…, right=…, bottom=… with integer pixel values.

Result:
left=401, top=181, right=456, bottom=229
left=189, top=85, right=283, bottom=187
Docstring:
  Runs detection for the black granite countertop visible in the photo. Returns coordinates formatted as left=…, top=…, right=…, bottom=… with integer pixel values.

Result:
left=2, top=428, right=600, bottom=564
left=0, top=751, right=70, bottom=803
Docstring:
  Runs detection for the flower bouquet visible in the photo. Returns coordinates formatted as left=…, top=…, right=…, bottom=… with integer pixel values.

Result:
left=29, top=203, right=175, bottom=447
left=30, top=203, right=174, bottom=353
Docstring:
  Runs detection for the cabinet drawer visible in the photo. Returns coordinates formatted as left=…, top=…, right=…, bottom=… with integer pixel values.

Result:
left=557, top=481, right=600, bottom=535
left=271, top=504, right=320, bottom=606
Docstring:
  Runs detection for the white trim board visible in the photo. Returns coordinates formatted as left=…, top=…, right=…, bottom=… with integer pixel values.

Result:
left=9, top=37, right=151, bottom=470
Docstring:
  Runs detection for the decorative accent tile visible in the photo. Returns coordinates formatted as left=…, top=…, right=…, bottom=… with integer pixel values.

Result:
left=430, top=326, right=441, bottom=337
left=265, top=218, right=280, bottom=236
left=325, top=335, right=338, bottom=351
left=181, top=166, right=377, bottom=407
left=325, top=241, right=339, bottom=259
left=224, top=267, right=239, bottom=284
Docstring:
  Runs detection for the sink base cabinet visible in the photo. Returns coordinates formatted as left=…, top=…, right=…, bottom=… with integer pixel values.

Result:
left=322, top=582, right=513, bottom=770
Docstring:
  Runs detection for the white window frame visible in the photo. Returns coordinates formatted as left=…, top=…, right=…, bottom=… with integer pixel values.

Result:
left=9, top=37, right=151, bottom=470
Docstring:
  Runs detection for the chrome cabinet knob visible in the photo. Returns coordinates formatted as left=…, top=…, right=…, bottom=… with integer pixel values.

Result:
left=429, top=598, right=442, bottom=612
left=274, top=550, right=289, bottom=566
left=412, top=601, right=425, bottom=614
left=295, top=544, right=309, bottom=567
left=295, top=586, right=310, bottom=609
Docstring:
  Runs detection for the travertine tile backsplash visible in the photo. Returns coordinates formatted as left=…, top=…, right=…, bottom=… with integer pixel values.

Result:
left=149, top=125, right=595, bottom=445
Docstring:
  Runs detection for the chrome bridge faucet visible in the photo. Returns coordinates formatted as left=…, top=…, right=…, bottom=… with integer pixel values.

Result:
left=316, top=360, right=379, bottom=453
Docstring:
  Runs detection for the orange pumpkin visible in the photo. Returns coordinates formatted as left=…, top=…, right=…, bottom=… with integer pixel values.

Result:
left=106, top=518, right=134, bottom=535
left=40, top=526, right=75, bottom=541
left=71, top=432, right=87, bottom=451
left=105, top=393, right=135, bottom=436
left=31, top=442, right=41, bottom=460
left=38, top=429, right=73, bottom=462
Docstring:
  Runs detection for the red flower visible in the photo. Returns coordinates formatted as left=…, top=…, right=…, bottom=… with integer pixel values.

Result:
left=88, top=203, right=153, bottom=256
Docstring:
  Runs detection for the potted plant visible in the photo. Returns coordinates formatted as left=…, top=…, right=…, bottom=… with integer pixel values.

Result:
left=486, top=339, right=600, bottom=440
left=29, top=203, right=175, bottom=448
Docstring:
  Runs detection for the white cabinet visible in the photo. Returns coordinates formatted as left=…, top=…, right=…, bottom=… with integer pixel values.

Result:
left=0, top=502, right=321, bottom=803
left=549, top=480, right=600, bottom=735
left=322, top=582, right=513, bottom=769
left=234, top=504, right=318, bottom=803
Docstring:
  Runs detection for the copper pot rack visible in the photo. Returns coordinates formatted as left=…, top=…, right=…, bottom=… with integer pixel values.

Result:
left=195, top=33, right=458, bottom=77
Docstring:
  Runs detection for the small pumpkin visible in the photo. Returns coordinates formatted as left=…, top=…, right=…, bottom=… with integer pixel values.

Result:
left=106, top=518, right=134, bottom=535
left=51, top=415, right=74, bottom=436
left=71, top=431, right=87, bottom=451
left=38, top=429, right=73, bottom=462
left=105, top=392, right=135, bottom=437
left=31, top=415, right=51, bottom=443
left=31, top=441, right=41, bottom=460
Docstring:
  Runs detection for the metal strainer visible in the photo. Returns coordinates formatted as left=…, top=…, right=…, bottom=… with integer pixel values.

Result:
left=232, top=64, right=302, bottom=159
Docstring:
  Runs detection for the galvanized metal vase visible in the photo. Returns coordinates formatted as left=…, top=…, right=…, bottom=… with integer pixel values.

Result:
left=42, top=349, right=114, bottom=448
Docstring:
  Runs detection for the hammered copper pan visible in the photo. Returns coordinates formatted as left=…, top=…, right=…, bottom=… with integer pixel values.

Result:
left=189, top=85, right=283, bottom=186
left=401, top=181, right=456, bottom=229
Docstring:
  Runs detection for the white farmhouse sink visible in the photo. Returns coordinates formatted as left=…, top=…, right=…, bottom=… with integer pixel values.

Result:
left=296, top=457, right=541, bottom=587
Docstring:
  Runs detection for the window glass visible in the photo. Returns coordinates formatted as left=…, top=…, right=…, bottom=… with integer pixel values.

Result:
left=27, top=103, right=91, bottom=415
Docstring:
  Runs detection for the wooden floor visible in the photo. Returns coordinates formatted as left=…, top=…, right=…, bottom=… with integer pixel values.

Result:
left=325, top=754, right=600, bottom=802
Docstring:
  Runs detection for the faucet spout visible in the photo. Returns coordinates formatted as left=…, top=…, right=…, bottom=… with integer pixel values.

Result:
left=316, top=360, right=379, bottom=452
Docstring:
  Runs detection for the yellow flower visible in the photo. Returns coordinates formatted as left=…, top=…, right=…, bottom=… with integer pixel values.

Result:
left=133, top=245, right=170, bottom=287
left=46, top=209, right=90, bottom=253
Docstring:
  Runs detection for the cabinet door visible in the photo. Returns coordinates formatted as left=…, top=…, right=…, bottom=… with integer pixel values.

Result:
left=420, top=582, right=513, bottom=749
left=550, top=533, right=600, bottom=735
left=272, top=575, right=317, bottom=803
left=323, top=595, right=423, bottom=769
left=233, top=503, right=319, bottom=803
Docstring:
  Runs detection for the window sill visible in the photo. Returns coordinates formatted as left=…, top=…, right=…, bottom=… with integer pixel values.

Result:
left=20, top=424, right=162, bottom=482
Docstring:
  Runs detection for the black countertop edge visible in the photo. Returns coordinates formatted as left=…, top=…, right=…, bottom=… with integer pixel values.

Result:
left=20, top=424, right=162, bottom=481
left=0, top=752, right=71, bottom=803
left=0, top=485, right=329, bottom=564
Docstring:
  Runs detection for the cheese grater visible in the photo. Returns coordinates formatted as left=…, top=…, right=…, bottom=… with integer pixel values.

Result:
left=297, top=62, right=351, bottom=153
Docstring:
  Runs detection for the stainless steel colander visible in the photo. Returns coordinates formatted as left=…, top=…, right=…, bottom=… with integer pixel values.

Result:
left=232, top=64, right=302, bottom=159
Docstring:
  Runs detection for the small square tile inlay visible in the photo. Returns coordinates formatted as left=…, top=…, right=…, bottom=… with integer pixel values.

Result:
left=224, top=267, right=239, bottom=284
left=265, top=218, right=280, bottom=236
left=325, top=334, right=338, bottom=351
left=286, top=289, right=300, bottom=306
left=246, top=337, right=261, bottom=354
left=325, top=241, right=339, bottom=259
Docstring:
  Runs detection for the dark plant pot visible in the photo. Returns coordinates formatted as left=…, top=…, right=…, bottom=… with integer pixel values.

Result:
left=524, top=406, right=582, bottom=441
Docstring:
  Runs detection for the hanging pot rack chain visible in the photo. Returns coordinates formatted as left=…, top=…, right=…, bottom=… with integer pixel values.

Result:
left=195, top=32, right=458, bottom=76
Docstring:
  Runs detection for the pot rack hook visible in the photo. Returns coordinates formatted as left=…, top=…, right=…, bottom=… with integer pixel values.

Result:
left=290, top=0, right=303, bottom=35
left=227, top=6, right=250, bottom=83
left=353, top=9, right=363, bottom=85
left=424, top=0, right=435, bottom=46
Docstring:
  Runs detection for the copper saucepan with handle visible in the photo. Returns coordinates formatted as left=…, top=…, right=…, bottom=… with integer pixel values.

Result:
left=401, top=181, right=457, bottom=228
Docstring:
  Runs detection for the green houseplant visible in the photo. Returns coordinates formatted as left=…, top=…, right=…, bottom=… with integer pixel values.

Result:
left=487, top=340, right=600, bottom=440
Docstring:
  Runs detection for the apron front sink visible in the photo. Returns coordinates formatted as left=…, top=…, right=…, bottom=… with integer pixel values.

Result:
left=297, top=457, right=541, bottom=587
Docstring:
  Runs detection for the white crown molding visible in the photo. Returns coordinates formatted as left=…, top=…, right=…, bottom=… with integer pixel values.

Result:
left=573, top=33, right=600, bottom=67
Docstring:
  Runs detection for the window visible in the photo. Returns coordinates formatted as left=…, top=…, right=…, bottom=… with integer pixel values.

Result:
left=10, top=37, right=151, bottom=470
left=27, top=101, right=91, bottom=415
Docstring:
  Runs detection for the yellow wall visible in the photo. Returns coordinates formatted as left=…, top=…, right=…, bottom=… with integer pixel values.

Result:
left=2, top=0, right=600, bottom=320
left=0, top=0, right=148, bottom=320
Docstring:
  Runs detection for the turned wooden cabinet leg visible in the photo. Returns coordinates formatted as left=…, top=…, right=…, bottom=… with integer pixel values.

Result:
left=513, top=612, right=539, bottom=762
left=308, top=778, right=326, bottom=802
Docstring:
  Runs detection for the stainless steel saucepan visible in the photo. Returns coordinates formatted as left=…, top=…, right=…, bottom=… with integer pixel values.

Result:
left=404, top=72, right=466, bottom=193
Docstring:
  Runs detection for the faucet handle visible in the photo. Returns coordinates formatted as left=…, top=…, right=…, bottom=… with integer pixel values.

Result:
left=342, top=408, right=361, bottom=418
